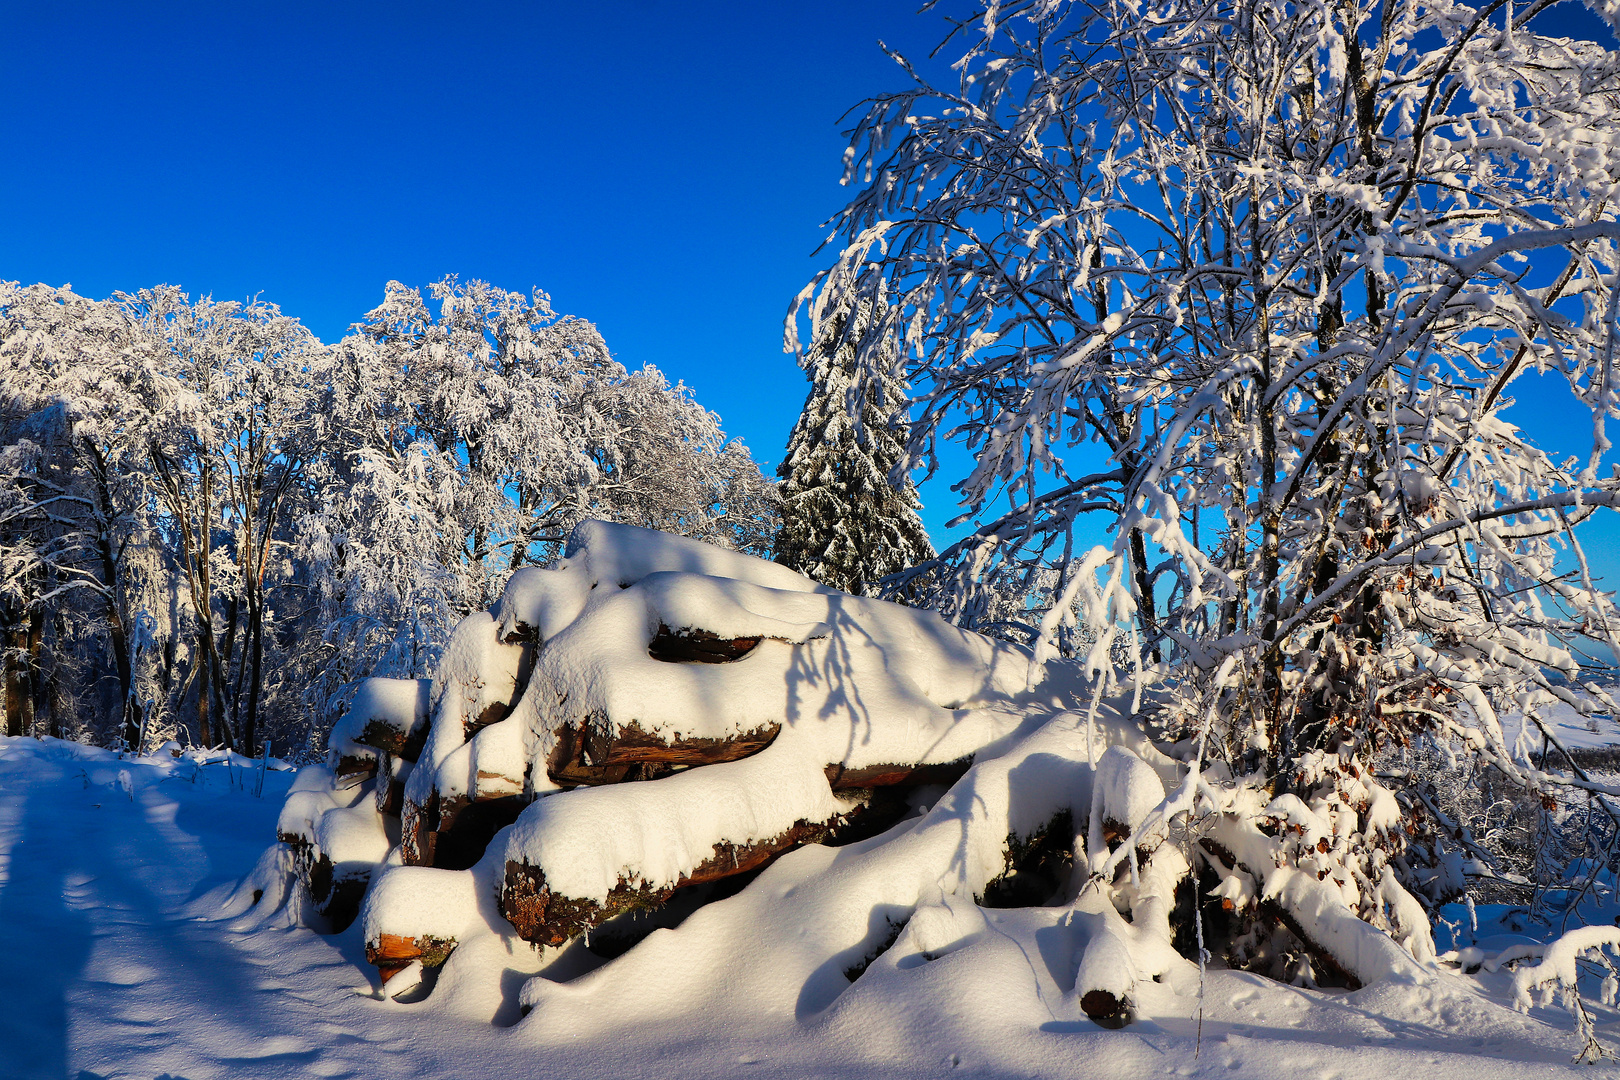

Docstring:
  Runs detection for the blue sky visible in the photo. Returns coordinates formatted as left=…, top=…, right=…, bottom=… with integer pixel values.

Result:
left=0, top=1, right=945, bottom=479
left=4, top=0, right=1618, bottom=582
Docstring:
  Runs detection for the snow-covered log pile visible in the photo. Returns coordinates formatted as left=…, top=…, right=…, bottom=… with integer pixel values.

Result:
left=241, top=521, right=1571, bottom=1035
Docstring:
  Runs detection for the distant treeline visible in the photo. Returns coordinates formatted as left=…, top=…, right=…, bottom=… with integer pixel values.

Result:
left=0, top=277, right=778, bottom=754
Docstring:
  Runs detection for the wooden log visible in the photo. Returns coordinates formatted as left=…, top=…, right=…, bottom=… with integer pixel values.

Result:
left=343, top=678, right=433, bottom=762
left=430, top=792, right=533, bottom=871
left=501, top=815, right=844, bottom=947
left=546, top=725, right=965, bottom=792
left=305, top=851, right=369, bottom=933
left=354, top=717, right=428, bottom=764
left=824, top=757, right=971, bottom=792
left=374, top=754, right=407, bottom=819
left=1079, top=989, right=1130, bottom=1028
left=365, top=932, right=458, bottom=984
left=334, top=753, right=378, bottom=788
left=287, top=839, right=368, bottom=934
left=463, top=637, right=538, bottom=739
left=647, top=623, right=760, bottom=664
left=401, top=793, right=436, bottom=866
left=545, top=717, right=781, bottom=787
left=502, top=622, right=537, bottom=644
left=1073, top=907, right=1136, bottom=1028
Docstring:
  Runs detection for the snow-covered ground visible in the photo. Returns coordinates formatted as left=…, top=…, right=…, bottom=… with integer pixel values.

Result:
left=4, top=736, right=1619, bottom=1079
left=1501, top=691, right=1620, bottom=756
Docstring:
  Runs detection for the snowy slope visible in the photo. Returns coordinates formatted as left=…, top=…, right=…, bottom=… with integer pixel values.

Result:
left=3, top=736, right=1618, bottom=1079
left=1501, top=689, right=1620, bottom=756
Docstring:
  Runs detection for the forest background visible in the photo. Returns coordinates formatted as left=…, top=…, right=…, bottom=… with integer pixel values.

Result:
left=6, top=0, right=1620, bottom=757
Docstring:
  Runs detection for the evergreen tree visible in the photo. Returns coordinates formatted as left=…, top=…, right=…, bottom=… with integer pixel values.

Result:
left=776, top=302, right=932, bottom=596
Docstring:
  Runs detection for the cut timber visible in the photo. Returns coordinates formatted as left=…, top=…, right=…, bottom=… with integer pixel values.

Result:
left=366, top=932, right=458, bottom=984
left=824, top=757, right=971, bottom=792
left=374, top=754, right=406, bottom=818
left=430, top=792, right=533, bottom=871
left=401, top=794, right=436, bottom=866
left=402, top=786, right=530, bottom=870
left=647, top=623, right=760, bottom=664
left=355, top=717, right=428, bottom=764
left=501, top=621, right=537, bottom=645
left=501, top=815, right=845, bottom=946
left=343, top=678, right=432, bottom=762
left=1079, top=989, right=1130, bottom=1028
left=305, top=851, right=369, bottom=933
left=460, top=636, right=538, bottom=739
left=546, top=717, right=781, bottom=787
left=288, top=842, right=368, bottom=934
left=1073, top=905, right=1136, bottom=1028
left=334, top=753, right=378, bottom=788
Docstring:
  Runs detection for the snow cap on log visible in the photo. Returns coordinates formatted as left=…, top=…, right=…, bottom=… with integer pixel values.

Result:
left=334, top=677, right=432, bottom=761
left=492, top=520, right=835, bottom=645
left=277, top=765, right=369, bottom=845
left=1093, top=744, right=1167, bottom=838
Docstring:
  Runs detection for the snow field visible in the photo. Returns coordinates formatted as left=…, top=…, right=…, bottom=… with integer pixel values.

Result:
left=2, top=733, right=1617, bottom=1075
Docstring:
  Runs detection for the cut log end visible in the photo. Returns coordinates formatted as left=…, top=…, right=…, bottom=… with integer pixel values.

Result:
left=500, top=815, right=846, bottom=948
left=431, top=792, right=532, bottom=871
left=304, top=852, right=368, bottom=934
left=1079, top=989, right=1131, bottom=1028
left=366, top=932, right=457, bottom=983
left=648, top=624, right=760, bottom=664
left=500, top=861, right=558, bottom=944
left=824, top=757, right=971, bottom=792
left=546, top=717, right=781, bottom=788
left=334, top=754, right=378, bottom=787
left=356, top=717, right=428, bottom=763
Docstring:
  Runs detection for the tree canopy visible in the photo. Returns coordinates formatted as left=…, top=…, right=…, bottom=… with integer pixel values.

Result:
left=0, top=278, right=777, bottom=754
left=799, top=0, right=1620, bottom=781
left=791, top=0, right=1620, bottom=1035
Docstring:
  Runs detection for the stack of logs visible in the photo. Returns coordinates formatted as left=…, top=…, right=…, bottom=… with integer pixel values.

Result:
left=286, top=622, right=976, bottom=986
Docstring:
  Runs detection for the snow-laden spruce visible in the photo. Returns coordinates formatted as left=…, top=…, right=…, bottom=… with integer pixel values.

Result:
left=775, top=295, right=933, bottom=597
left=234, top=520, right=1620, bottom=1053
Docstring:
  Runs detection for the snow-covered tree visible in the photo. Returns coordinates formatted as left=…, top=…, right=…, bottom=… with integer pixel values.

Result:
left=301, top=277, right=779, bottom=720
left=777, top=296, right=932, bottom=596
left=790, top=0, right=1620, bottom=1017
left=1, top=277, right=779, bottom=756
left=117, top=286, right=324, bottom=754
left=0, top=283, right=169, bottom=746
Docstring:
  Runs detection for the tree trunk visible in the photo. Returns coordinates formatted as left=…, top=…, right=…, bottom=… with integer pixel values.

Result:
left=244, top=591, right=264, bottom=757
left=86, top=443, right=142, bottom=750
left=195, top=457, right=215, bottom=747
left=3, top=601, right=26, bottom=738
left=1128, top=527, right=1163, bottom=664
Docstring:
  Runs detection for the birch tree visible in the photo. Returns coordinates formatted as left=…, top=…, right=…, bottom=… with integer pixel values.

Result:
left=121, top=287, right=322, bottom=753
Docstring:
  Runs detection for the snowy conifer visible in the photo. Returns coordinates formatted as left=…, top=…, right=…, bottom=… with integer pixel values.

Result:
left=776, top=299, right=932, bottom=597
